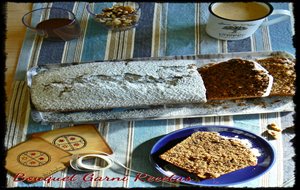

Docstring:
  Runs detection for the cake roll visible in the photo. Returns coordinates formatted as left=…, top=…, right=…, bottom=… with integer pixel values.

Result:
left=30, top=60, right=207, bottom=112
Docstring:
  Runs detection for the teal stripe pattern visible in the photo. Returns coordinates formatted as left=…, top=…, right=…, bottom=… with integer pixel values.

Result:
left=100, top=121, right=130, bottom=187
left=80, top=2, right=112, bottom=62
left=133, top=2, right=155, bottom=58
left=128, top=120, right=169, bottom=187
left=199, top=3, right=219, bottom=54
left=6, top=2, right=295, bottom=188
left=63, top=2, right=86, bottom=63
left=166, top=3, right=195, bottom=56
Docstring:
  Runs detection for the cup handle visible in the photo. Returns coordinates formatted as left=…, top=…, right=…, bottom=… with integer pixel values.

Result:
left=261, top=9, right=291, bottom=27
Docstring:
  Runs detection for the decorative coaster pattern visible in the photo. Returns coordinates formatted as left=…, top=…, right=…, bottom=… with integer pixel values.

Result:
left=5, top=138, right=71, bottom=180
left=32, top=124, right=113, bottom=155
left=53, top=135, right=87, bottom=151
left=17, top=150, right=50, bottom=167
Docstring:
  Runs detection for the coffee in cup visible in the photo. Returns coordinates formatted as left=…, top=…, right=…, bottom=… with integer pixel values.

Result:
left=212, top=2, right=270, bottom=20
left=206, top=2, right=291, bottom=40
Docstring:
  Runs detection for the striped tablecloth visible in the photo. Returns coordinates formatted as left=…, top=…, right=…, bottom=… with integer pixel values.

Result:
left=5, top=2, right=295, bottom=188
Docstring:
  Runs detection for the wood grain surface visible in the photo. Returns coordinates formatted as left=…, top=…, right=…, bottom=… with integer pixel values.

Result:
left=32, top=124, right=113, bottom=155
left=5, top=138, right=71, bottom=180
left=5, top=3, right=32, bottom=112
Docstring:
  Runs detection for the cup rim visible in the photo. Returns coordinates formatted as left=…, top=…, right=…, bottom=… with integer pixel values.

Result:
left=86, top=2, right=141, bottom=17
left=22, top=7, right=77, bottom=30
left=208, top=2, right=273, bottom=22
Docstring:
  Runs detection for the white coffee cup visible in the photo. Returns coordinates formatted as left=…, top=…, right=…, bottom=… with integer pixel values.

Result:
left=205, top=2, right=291, bottom=40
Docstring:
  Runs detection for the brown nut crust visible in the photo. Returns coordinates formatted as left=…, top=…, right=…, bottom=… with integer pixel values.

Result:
left=256, top=57, right=295, bottom=96
left=198, top=59, right=271, bottom=100
left=159, top=131, right=257, bottom=179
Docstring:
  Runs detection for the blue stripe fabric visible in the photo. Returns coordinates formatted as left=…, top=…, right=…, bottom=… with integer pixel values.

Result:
left=253, top=28, right=265, bottom=52
left=133, top=3, right=155, bottom=58
left=38, top=41, right=66, bottom=64
left=81, top=23, right=107, bottom=62
left=37, top=2, right=77, bottom=65
left=227, top=38, right=252, bottom=52
left=199, top=3, right=219, bottom=54
left=183, top=118, right=203, bottom=127
left=232, top=114, right=261, bottom=133
left=128, top=120, right=169, bottom=187
left=26, top=116, right=52, bottom=136
left=166, top=3, right=195, bottom=56
left=6, top=2, right=295, bottom=188
left=101, top=121, right=130, bottom=187
left=81, top=2, right=112, bottom=62
left=157, top=3, right=168, bottom=57
left=49, top=2, right=75, bottom=20
left=63, top=2, right=86, bottom=63
left=269, top=3, right=295, bottom=55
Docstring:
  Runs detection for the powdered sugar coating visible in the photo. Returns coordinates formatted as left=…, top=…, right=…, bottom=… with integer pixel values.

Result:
left=252, top=61, right=273, bottom=97
left=30, top=60, right=207, bottom=112
left=224, top=135, right=261, bottom=157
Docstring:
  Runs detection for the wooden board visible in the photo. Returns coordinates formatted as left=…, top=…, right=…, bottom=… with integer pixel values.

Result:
left=31, top=124, right=113, bottom=155
left=5, top=3, right=32, bottom=110
left=5, top=138, right=71, bottom=181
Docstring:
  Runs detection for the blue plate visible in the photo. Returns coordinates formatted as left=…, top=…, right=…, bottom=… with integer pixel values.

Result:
left=150, top=125, right=275, bottom=186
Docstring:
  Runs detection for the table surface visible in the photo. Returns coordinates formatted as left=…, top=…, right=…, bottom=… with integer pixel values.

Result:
left=5, top=2, right=295, bottom=188
left=5, top=3, right=32, bottom=112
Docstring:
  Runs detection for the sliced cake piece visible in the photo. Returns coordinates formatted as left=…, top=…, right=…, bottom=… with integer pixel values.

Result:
left=198, top=59, right=273, bottom=100
left=256, top=57, right=295, bottom=96
left=159, top=131, right=257, bottom=179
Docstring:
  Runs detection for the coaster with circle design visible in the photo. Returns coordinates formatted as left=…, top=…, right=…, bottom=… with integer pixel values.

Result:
left=18, top=150, right=51, bottom=167
left=32, top=124, right=113, bottom=155
left=5, top=138, right=71, bottom=180
left=53, top=134, right=87, bottom=151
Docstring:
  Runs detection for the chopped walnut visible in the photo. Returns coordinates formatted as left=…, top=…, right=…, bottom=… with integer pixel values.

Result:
left=94, top=4, right=139, bottom=29
left=267, top=123, right=281, bottom=132
left=267, top=130, right=280, bottom=139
